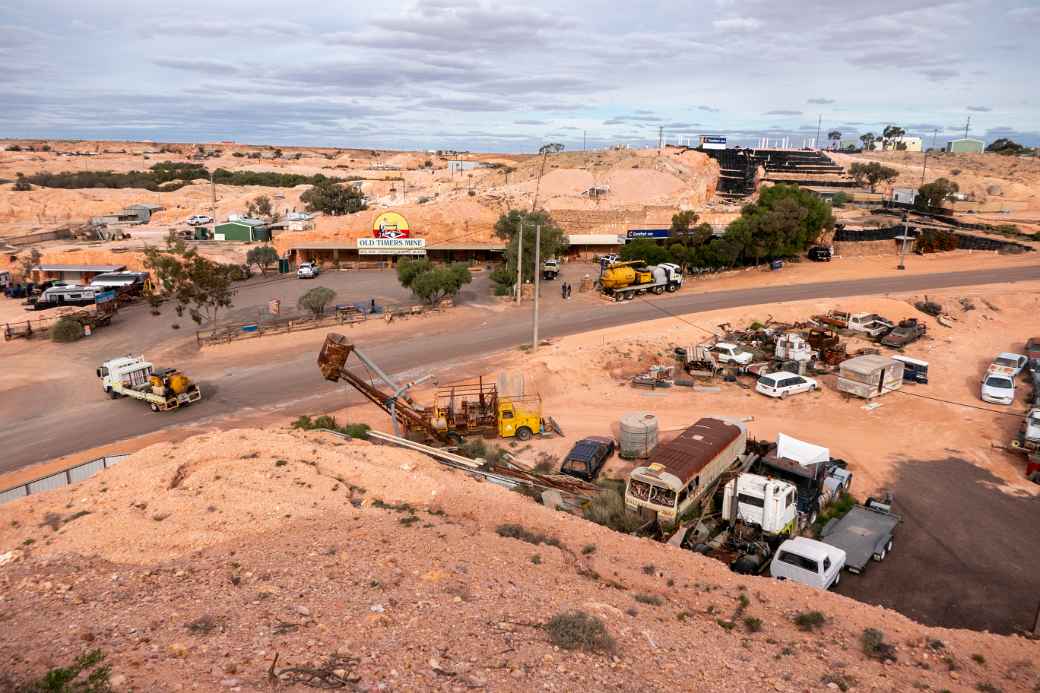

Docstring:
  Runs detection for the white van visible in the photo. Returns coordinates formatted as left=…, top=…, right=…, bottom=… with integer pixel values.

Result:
left=770, top=537, right=846, bottom=589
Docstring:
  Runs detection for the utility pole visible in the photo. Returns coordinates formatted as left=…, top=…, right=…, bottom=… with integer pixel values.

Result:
left=658, top=126, right=663, bottom=150
left=515, top=219, right=523, bottom=303
left=583, top=130, right=587, bottom=151
left=921, top=128, right=938, bottom=185
left=815, top=114, right=822, bottom=151
left=964, top=115, right=971, bottom=140
left=210, top=168, right=216, bottom=226
left=897, top=211, right=910, bottom=271
left=532, top=225, right=541, bottom=352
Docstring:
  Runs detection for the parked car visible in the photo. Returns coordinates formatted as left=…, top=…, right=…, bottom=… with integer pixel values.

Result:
left=560, top=436, right=615, bottom=481
left=770, top=537, right=846, bottom=589
left=186, top=215, right=213, bottom=226
left=711, top=342, right=754, bottom=366
left=807, top=246, right=832, bottom=262
left=880, top=318, right=926, bottom=348
left=756, top=371, right=818, bottom=399
left=981, top=373, right=1016, bottom=405
left=988, top=352, right=1028, bottom=378
left=297, top=262, right=320, bottom=279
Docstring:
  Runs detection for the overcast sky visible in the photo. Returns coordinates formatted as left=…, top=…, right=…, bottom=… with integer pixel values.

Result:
left=1, top=0, right=1037, bottom=151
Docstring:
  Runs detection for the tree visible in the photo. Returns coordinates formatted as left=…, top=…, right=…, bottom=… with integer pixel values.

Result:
left=18, top=247, right=41, bottom=280
left=300, top=178, right=367, bottom=215
left=51, top=316, right=85, bottom=343
left=669, top=210, right=699, bottom=237
left=860, top=132, right=877, bottom=151
left=491, top=209, right=568, bottom=290
left=143, top=233, right=236, bottom=324
left=721, top=184, right=834, bottom=263
left=828, top=130, right=842, bottom=150
left=985, top=138, right=1028, bottom=156
left=297, top=286, right=337, bottom=318
left=245, top=195, right=273, bottom=218
left=916, top=177, right=959, bottom=211
left=619, top=239, right=671, bottom=265
left=882, top=125, right=906, bottom=150
left=246, top=245, right=279, bottom=275
left=849, top=161, right=899, bottom=192
left=410, top=264, right=473, bottom=305
left=396, top=257, right=434, bottom=289
left=13, top=173, right=31, bottom=191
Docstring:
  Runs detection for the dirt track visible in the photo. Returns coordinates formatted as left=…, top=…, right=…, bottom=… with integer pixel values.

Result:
left=3, top=264, right=1040, bottom=475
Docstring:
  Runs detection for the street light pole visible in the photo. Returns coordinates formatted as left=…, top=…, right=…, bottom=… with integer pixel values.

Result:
left=532, top=225, right=541, bottom=352
left=515, top=219, right=523, bottom=304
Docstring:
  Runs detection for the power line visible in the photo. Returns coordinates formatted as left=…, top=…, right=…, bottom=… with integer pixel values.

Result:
left=892, top=388, right=1026, bottom=418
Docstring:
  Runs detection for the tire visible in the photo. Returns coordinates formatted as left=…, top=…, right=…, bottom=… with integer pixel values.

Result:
left=614, top=293, right=622, bottom=303
left=666, top=284, right=678, bottom=293
left=780, top=391, right=788, bottom=400
left=149, top=403, right=160, bottom=412
left=651, top=286, right=664, bottom=295
left=832, top=572, right=841, bottom=588
left=810, top=384, right=818, bottom=392
left=515, top=426, right=533, bottom=441
left=624, top=292, right=635, bottom=301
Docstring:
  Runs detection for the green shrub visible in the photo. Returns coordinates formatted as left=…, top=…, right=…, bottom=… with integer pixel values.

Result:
left=290, top=414, right=369, bottom=439
left=20, top=649, right=111, bottom=692
left=861, top=628, right=896, bottom=661
left=545, top=611, right=615, bottom=653
left=495, top=523, right=562, bottom=548
left=830, top=191, right=851, bottom=207
left=50, top=317, right=85, bottom=343
left=583, top=480, right=645, bottom=533
left=743, top=616, right=763, bottom=633
left=634, top=593, right=663, bottom=606
left=793, top=610, right=826, bottom=632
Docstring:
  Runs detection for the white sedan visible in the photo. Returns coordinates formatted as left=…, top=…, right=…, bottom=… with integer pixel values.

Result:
left=186, top=215, right=213, bottom=226
left=981, top=373, right=1015, bottom=405
left=756, top=371, right=818, bottom=399
left=988, top=352, right=1028, bottom=378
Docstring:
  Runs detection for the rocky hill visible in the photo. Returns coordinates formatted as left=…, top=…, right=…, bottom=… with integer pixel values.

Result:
left=1, top=427, right=1037, bottom=692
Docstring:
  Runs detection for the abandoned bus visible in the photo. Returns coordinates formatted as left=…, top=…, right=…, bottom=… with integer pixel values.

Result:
left=625, top=417, right=747, bottom=527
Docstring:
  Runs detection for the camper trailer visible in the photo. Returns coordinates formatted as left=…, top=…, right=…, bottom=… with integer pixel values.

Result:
left=837, top=355, right=904, bottom=399
left=625, top=417, right=747, bottom=527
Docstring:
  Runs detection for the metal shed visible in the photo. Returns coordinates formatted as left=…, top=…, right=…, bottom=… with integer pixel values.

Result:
left=838, top=354, right=904, bottom=399
left=945, top=138, right=985, bottom=154
left=214, top=219, right=271, bottom=242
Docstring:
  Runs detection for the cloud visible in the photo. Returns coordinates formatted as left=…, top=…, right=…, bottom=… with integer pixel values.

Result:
left=807, top=98, right=835, bottom=104
left=603, top=114, right=664, bottom=125
left=764, top=110, right=803, bottom=116
left=920, top=67, right=958, bottom=81
left=712, top=17, right=762, bottom=32
left=966, top=105, right=991, bottom=112
left=1007, top=6, right=1040, bottom=22
left=663, top=122, right=701, bottom=129
left=153, top=58, right=241, bottom=75
left=695, top=105, right=720, bottom=113
left=514, top=119, right=547, bottom=125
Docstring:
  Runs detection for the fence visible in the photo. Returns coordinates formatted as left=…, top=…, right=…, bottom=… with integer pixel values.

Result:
left=0, top=454, right=128, bottom=506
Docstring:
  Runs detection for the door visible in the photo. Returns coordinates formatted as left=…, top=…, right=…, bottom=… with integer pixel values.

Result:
left=877, top=367, right=886, bottom=394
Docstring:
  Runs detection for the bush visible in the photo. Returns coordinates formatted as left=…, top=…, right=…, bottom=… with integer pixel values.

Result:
left=743, top=616, right=763, bottom=633
left=246, top=245, right=279, bottom=275
left=13, top=174, right=31, bottom=191
left=20, top=649, right=111, bottom=692
left=915, top=228, right=958, bottom=253
left=861, top=628, right=897, bottom=661
left=24, top=162, right=336, bottom=192
left=634, top=593, right=663, bottom=606
left=793, top=610, right=826, bottom=631
left=51, top=317, right=85, bottom=343
left=583, top=480, right=645, bottom=533
left=298, top=286, right=337, bottom=318
left=495, top=523, right=562, bottom=548
left=830, top=191, right=851, bottom=207
left=301, top=179, right=367, bottom=215
left=290, top=414, right=369, bottom=439
left=545, top=611, right=615, bottom=653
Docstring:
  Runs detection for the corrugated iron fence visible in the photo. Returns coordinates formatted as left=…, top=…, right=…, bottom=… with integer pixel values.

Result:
left=0, top=454, right=128, bottom=506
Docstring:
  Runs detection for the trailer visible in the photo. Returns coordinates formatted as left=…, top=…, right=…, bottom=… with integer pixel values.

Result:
left=599, top=261, right=683, bottom=301
left=819, top=498, right=901, bottom=574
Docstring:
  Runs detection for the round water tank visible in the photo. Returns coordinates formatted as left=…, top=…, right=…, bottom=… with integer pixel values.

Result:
left=619, top=412, right=659, bottom=459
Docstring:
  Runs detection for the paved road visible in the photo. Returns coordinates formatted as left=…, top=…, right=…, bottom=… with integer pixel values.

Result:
left=3, top=264, right=1038, bottom=474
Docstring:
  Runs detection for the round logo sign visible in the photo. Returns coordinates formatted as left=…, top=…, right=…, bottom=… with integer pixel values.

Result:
left=372, top=211, right=411, bottom=239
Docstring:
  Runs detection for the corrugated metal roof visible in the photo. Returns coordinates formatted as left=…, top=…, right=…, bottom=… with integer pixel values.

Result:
left=646, top=417, right=742, bottom=481
left=285, top=240, right=505, bottom=251
left=219, top=218, right=267, bottom=228
left=840, top=354, right=898, bottom=375
left=125, top=203, right=164, bottom=211
left=35, top=264, right=126, bottom=273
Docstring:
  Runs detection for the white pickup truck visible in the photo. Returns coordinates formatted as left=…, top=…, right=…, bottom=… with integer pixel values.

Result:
left=710, top=342, right=754, bottom=366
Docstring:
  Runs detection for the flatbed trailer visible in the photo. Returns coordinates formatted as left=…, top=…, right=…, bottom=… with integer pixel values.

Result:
left=110, top=381, right=202, bottom=412
left=819, top=500, right=901, bottom=574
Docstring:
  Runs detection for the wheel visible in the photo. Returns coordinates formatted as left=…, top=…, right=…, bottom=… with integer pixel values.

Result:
left=808, top=510, right=818, bottom=526
left=780, top=391, right=788, bottom=400
left=149, top=403, right=160, bottom=412
left=515, top=426, right=533, bottom=441
left=614, top=293, right=622, bottom=302
left=874, top=547, right=887, bottom=561
left=832, top=572, right=841, bottom=587
left=666, top=284, right=678, bottom=293
left=811, top=384, right=818, bottom=392
left=624, top=292, right=635, bottom=301
left=651, top=286, right=664, bottom=295
left=108, top=390, right=119, bottom=399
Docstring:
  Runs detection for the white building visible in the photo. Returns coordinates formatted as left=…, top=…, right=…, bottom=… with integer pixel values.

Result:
left=870, top=136, right=923, bottom=152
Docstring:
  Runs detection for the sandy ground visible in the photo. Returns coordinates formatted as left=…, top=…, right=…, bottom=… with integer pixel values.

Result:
left=1, top=426, right=1038, bottom=692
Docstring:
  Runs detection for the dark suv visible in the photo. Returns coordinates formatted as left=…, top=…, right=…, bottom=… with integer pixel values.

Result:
left=560, top=436, right=615, bottom=481
left=807, top=246, right=832, bottom=262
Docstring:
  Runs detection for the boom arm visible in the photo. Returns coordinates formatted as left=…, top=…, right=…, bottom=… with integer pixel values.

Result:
left=318, top=333, right=434, bottom=437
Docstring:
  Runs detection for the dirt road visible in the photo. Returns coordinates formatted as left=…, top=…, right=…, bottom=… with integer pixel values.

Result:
left=3, top=264, right=1039, bottom=474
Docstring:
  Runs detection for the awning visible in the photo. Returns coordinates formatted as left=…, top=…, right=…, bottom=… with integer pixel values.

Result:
left=776, top=433, right=829, bottom=467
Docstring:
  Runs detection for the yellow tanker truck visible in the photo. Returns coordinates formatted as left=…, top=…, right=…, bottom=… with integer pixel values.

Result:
left=599, top=260, right=683, bottom=301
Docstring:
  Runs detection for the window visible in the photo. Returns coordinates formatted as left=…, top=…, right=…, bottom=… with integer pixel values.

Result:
left=778, top=551, right=818, bottom=573
left=823, top=557, right=831, bottom=572
left=758, top=376, right=777, bottom=388
left=501, top=410, right=513, bottom=419
left=737, top=493, right=764, bottom=508
left=985, top=376, right=1012, bottom=389
left=785, top=490, right=794, bottom=508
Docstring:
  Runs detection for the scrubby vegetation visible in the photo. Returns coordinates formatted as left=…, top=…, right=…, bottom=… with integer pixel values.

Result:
left=50, top=317, right=85, bottom=343
left=495, top=523, right=563, bottom=548
left=24, top=161, right=340, bottom=191
left=545, top=611, right=615, bottom=653
left=290, top=415, right=370, bottom=439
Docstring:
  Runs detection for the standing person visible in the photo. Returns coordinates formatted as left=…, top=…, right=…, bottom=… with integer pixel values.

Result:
left=561, top=282, right=567, bottom=300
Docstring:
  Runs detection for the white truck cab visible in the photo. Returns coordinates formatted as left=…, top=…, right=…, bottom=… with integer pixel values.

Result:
left=98, top=356, right=153, bottom=394
left=771, top=536, right=846, bottom=589
left=722, top=473, right=798, bottom=535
